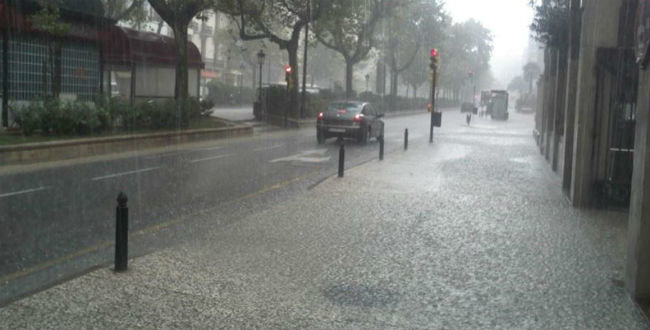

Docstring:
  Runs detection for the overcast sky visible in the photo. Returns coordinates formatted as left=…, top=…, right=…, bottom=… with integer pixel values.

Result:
left=444, top=0, right=535, bottom=88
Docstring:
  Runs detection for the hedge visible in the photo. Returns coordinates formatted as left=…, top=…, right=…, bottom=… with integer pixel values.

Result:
left=12, top=97, right=205, bottom=136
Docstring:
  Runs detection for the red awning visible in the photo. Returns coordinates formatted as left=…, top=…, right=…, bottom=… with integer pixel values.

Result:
left=101, top=26, right=204, bottom=69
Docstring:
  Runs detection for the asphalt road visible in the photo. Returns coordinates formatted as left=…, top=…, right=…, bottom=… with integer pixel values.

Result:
left=0, top=108, right=534, bottom=304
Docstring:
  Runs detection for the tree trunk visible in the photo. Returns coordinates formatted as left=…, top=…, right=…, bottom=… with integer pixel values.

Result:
left=345, top=60, right=354, bottom=98
left=389, top=61, right=397, bottom=111
left=173, top=24, right=189, bottom=100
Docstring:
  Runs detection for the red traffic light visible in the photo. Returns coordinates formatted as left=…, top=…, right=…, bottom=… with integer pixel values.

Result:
left=430, top=48, right=439, bottom=57
left=285, top=65, right=292, bottom=74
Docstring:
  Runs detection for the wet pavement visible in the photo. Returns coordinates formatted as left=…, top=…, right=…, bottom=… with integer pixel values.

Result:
left=1, top=111, right=649, bottom=329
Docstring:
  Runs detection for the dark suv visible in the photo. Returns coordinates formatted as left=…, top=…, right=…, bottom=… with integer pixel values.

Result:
left=316, top=101, right=384, bottom=144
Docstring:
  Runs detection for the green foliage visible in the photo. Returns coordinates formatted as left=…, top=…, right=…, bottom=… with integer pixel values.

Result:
left=32, top=0, right=71, bottom=37
left=70, top=101, right=102, bottom=135
left=523, top=62, right=542, bottom=92
left=13, top=103, right=42, bottom=136
left=221, top=0, right=330, bottom=119
left=12, top=97, right=203, bottom=136
left=529, top=0, right=569, bottom=49
left=400, top=1, right=449, bottom=92
left=507, top=76, right=528, bottom=93
left=139, top=98, right=202, bottom=129
left=313, top=0, right=393, bottom=96
left=437, top=19, right=493, bottom=93
left=102, top=0, right=147, bottom=23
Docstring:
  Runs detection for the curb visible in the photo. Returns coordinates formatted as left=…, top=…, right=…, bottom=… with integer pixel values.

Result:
left=0, top=124, right=253, bottom=166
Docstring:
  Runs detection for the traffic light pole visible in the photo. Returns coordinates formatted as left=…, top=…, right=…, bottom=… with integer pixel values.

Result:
left=429, top=66, right=437, bottom=143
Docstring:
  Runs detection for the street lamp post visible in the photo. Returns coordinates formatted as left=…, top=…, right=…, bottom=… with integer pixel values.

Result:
left=365, top=74, right=370, bottom=93
left=254, top=49, right=266, bottom=119
left=257, top=49, right=266, bottom=99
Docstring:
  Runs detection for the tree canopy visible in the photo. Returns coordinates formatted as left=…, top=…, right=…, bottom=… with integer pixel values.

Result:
left=529, top=0, right=569, bottom=49
left=437, top=19, right=493, bottom=100
left=313, top=0, right=396, bottom=97
left=219, top=0, right=328, bottom=120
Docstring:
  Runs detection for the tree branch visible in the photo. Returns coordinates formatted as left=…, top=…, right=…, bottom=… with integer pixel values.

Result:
left=314, top=32, right=349, bottom=60
left=397, top=42, right=420, bottom=73
left=112, top=0, right=146, bottom=21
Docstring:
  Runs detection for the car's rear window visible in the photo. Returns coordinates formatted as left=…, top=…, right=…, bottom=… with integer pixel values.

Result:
left=326, top=103, right=361, bottom=113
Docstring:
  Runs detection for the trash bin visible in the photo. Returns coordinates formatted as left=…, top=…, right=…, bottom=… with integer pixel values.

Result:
left=253, top=101, right=262, bottom=120
left=432, top=112, right=442, bottom=127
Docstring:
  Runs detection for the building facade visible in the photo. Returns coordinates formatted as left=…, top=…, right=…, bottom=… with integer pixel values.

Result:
left=535, top=0, right=650, bottom=304
left=118, top=4, right=243, bottom=98
left=0, top=0, right=107, bottom=127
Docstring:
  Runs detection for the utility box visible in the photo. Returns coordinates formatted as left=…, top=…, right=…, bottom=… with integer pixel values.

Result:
left=253, top=101, right=262, bottom=120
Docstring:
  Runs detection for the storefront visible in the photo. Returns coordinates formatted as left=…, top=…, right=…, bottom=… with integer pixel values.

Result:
left=101, top=26, right=203, bottom=104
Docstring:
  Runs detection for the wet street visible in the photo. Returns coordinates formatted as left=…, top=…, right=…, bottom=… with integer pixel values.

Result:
left=1, top=108, right=648, bottom=328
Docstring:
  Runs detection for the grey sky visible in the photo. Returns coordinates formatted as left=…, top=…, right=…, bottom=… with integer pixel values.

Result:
left=445, top=0, right=535, bottom=88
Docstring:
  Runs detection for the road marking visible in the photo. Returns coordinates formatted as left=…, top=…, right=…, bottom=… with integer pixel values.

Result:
left=0, top=186, right=50, bottom=199
left=142, top=151, right=189, bottom=160
left=270, top=149, right=330, bottom=163
left=198, top=145, right=223, bottom=151
left=189, top=153, right=232, bottom=164
left=0, top=169, right=320, bottom=286
left=0, top=240, right=112, bottom=285
left=253, top=145, right=283, bottom=152
left=91, top=167, right=161, bottom=181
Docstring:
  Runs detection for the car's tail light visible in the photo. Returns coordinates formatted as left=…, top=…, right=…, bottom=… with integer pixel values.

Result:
left=317, top=112, right=324, bottom=120
left=354, top=114, right=364, bottom=123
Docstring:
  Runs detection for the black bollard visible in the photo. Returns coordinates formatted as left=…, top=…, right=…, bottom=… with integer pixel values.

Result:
left=379, top=136, right=384, bottom=161
left=404, top=129, right=409, bottom=151
left=338, top=144, right=345, bottom=178
left=115, top=192, right=128, bottom=272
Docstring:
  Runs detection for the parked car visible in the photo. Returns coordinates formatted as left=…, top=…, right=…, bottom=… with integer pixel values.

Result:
left=316, top=101, right=384, bottom=144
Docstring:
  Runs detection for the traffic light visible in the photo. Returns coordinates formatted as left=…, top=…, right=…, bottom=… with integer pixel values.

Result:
left=430, top=48, right=439, bottom=70
left=285, top=65, right=293, bottom=89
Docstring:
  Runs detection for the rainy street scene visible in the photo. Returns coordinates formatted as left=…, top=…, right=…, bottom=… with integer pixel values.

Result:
left=1, top=0, right=650, bottom=329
